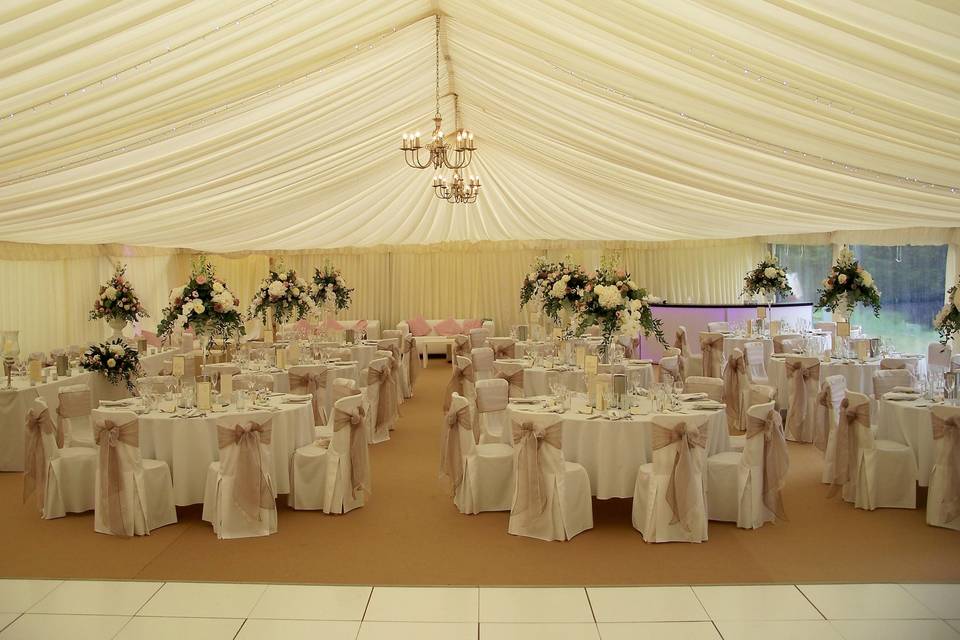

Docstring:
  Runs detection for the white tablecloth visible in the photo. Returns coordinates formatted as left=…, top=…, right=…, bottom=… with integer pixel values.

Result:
left=101, top=401, right=314, bottom=505
left=507, top=400, right=729, bottom=499
left=876, top=398, right=936, bottom=486
left=522, top=363, right=655, bottom=397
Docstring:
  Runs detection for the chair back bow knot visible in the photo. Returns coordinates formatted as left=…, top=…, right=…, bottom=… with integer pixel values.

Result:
left=22, top=408, right=59, bottom=506
left=334, top=406, right=370, bottom=498
left=94, top=418, right=140, bottom=537
left=827, top=398, right=870, bottom=497
left=745, top=410, right=790, bottom=520
left=652, top=421, right=706, bottom=532
left=216, top=420, right=275, bottom=522
left=439, top=405, right=472, bottom=493
left=932, top=414, right=960, bottom=523
left=511, top=420, right=563, bottom=524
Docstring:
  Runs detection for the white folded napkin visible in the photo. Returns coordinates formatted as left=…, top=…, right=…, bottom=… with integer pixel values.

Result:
left=892, top=386, right=919, bottom=394
left=691, top=401, right=725, bottom=410
left=884, top=392, right=921, bottom=401
left=99, top=398, right=137, bottom=407
left=626, top=359, right=652, bottom=365
left=284, top=394, right=312, bottom=402
left=679, top=392, right=708, bottom=401
left=511, top=397, right=540, bottom=404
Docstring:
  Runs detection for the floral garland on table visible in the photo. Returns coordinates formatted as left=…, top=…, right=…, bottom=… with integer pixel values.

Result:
left=742, top=255, right=792, bottom=299
left=80, top=339, right=143, bottom=392
left=934, top=277, right=960, bottom=346
left=520, top=256, right=589, bottom=324
left=573, top=261, right=667, bottom=351
left=310, top=264, right=353, bottom=311
left=249, top=267, right=317, bottom=325
left=157, top=256, right=245, bottom=341
left=88, top=263, right=148, bottom=323
left=814, top=245, right=881, bottom=318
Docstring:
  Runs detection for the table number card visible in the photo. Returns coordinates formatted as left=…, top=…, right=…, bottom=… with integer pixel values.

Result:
left=769, top=320, right=781, bottom=337
left=172, top=355, right=185, bottom=377
left=196, top=379, right=212, bottom=410
left=220, top=372, right=233, bottom=398
left=576, top=346, right=587, bottom=369
left=584, top=354, right=599, bottom=377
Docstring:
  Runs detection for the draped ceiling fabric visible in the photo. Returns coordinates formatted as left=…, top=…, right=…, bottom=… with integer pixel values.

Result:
left=0, top=0, right=957, bottom=251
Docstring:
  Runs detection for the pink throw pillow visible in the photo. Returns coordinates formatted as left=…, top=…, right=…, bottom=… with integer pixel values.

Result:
left=434, top=318, right=462, bottom=336
left=462, top=318, right=483, bottom=331
left=324, top=318, right=345, bottom=331
left=353, top=319, right=368, bottom=332
left=407, top=316, right=432, bottom=337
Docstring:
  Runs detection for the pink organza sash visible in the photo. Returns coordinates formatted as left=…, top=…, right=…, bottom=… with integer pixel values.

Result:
left=723, top=351, right=745, bottom=428
left=94, top=418, right=140, bottom=537
left=289, top=371, right=327, bottom=426
left=786, top=360, right=820, bottom=434
left=333, top=405, right=369, bottom=498
left=827, top=399, right=869, bottom=497
left=22, top=408, right=59, bottom=506
left=323, top=318, right=345, bottom=331
left=216, top=420, right=275, bottom=521
left=932, top=413, right=960, bottom=523
left=511, top=420, right=562, bottom=524
left=700, top=334, right=724, bottom=378
left=367, top=365, right=398, bottom=429
left=439, top=403, right=472, bottom=493
left=651, top=421, right=706, bottom=532
left=745, top=410, right=790, bottom=520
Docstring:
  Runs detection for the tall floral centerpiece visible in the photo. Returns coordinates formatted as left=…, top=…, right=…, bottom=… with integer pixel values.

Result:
left=249, top=267, right=317, bottom=333
left=89, top=263, right=148, bottom=340
left=157, top=256, right=245, bottom=349
left=573, top=260, right=667, bottom=360
left=815, top=245, right=881, bottom=320
left=310, top=264, right=353, bottom=318
left=934, top=276, right=960, bottom=347
left=742, top=255, right=792, bottom=308
left=80, top=339, right=143, bottom=392
left=520, top=257, right=587, bottom=333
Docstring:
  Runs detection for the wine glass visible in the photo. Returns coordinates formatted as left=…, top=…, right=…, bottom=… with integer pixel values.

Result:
left=673, top=379, right=684, bottom=399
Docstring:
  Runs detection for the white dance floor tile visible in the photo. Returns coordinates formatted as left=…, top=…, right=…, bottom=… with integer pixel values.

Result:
left=482, top=622, right=600, bottom=640
left=364, top=587, right=478, bottom=622
left=692, top=585, right=822, bottom=621
left=28, top=580, right=162, bottom=615
left=114, top=616, right=243, bottom=640
left=0, top=614, right=129, bottom=640
left=235, top=619, right=361, bottom=640
left=0, top=616, right=17, bottom=634
left=587, top=586, right=708, bottom=622
left=830, top=619, right=960, bottom=640
left=797, top=583, right=936, bottom=620
left=902, top=584, right=960, bottom=619
left=248, top=584, right=371, bottom=620
left=0, top=580, right=62, bottom=613
left=597, top=621, right=721, bottom=640
left=714, top=620, right=844, bottom=640
left=137, top=582, right=267, bottom=618
left=480, top=588, right=594, bottom=623
left=357, top=621, right=478, bottom=640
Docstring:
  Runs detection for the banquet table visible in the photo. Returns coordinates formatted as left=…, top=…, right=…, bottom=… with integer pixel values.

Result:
left=521, top=362, right=655, bottom=397
left=506, top=398, right=729, bottom=499
left=204, top=361, right=360, bottom=414
left=99, top=399, right=314, bottom=505
left=876, top=396, right=940, bottom=486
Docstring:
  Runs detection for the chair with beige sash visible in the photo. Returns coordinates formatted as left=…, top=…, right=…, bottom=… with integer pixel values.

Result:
left=928, top=342, right=953, bottom=375
left=288, top=393, right=369, bottom=514
left=91, top=409, right=177, bottom=537
left=364, top=357, right=394, bottom=444
left=201, top=411, right=278, bottom=538
left=492, top=361, right=525, bottom=399
left=772, top=334, right=802, bottom=354
left=470, top=327, right=490, bottom=349
left=926, top=405, right=960, bottom=531
left=826, top=391, right=916, bottom=510
left=471, top=347, right=495, bottom=381
left=673, top=326, right=702, bottom=379
left=744, top=341, right=769, bottom=385
left=872, top=369, right=917, bottom=401
left=632, top=414, right=710, bottom=543
left=317, top=378, right=364, bottom=438
left=683, top=376, right=723, bottom=402
left=382, top=331, right=409, bottom=398
left=452, top=334, right=472, bottom=361
left=455, top=355, right=477, bottom=403
left=784, top=356, right=820, bottom=442
left=376, top=344, right=404, bottom=407
left=23, top=397, right=96, bottom=519
left=707, top=321, right=730, bottom=333
left=816, top=375, right=847, bottom=484
left=880, top=358, right=916, bottom=373
left=707, top=401, right=789, bottom=529
left=58, top=384, right=95, bottom=449
left=288, top=364, right=329, bottom=428
left=441, top=394, right=514, bottom=514
left=699, top=332, right=724, bottom=378
left=404, top=334, right=420, bottom=396
left=508, top=413, right=593, bottom=541
left=489, top=337, right=517, bottom=360
left=476, top=379, right=509, bottom=444
left=729, top=384, right=778, bottom=451
left=722, top=349, right=748, bottom=431
left=659, top=350, right=682, bottom=384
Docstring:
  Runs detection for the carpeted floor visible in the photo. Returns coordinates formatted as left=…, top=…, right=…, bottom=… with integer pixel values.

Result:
left=0, top=360, right=958, bottom=586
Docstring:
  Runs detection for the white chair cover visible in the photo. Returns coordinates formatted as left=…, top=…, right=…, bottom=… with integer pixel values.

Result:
left=707, top=401, right=789, bottom=529
left=441, top=394, right=514, bottom=514
left=927, top=405, right=960, bottom=531
left=632, top=414, right=709, bottom=543
left=492, top=361, right=525, bottom=398
left=826, top=392, right=917, bottom=510
left=289, top=394, right=369, bottom=514
left=773, top=334, right=803, bottom=354
left=58, top=384, right=94, bottom=448
left=699, top=332, right=724, bottom=378
left=376, top=343, right=405, bottom=407
left=722, top=349, right=748, bottom=431
left=674, top=326, right=702, bottom=379
left=456, top=355, right=477, bottom=402
left=91, top=409, right=177, bottom=537
left=707, top=321, right=730, bottom=333
left=288, top=364, right=329, bottom=427
left=508, top=415, right=593, bottom=541
left=879, top=358, right=917, bottom=373
left=816, top=375, right=847, bottom=484
left=476, top=378, right=509, bottom=444
left=23, top=397, right=95, bottom=519
left=201, top=411, right=277, bottom=539
left=683, top=376, right=723, bottom=402
left=744, top=341, right=769, bottom=385
left=452, top=334, right=472, bottom=360
left=872, top=369, right=917, bottom=400
left=489, top=337, right=517, bottom=360
left=928, top=342, right=953, bottom=374
left=749, top=384, right=776, bottom=407
left=470, top=328, right=490, bottom=349
left=364, top=357, right=394, bottom=443
left=784, top=356, right=820, bottom=443
left=471, top=347, right=495, bottom=380
left=659, top=351, right=682, bottom=384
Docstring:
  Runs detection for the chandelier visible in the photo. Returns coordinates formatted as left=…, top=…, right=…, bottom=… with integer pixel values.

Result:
left=400, top=15, right=477, bottom=172
left=433, top=172, right=481, bottom=204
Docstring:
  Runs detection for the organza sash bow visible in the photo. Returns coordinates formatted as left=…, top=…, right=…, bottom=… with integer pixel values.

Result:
left=674, top=329, right=688, bottom=356
left=745, top=410, right=790, bottom=520
left=367, top=365, right=398, bottom=429
left=289, top=371, right=327, bottom=426
left=405, top=336, right=419, bottom=385
left=932, top=414, right=960, bottom=523
left=333, top=405, right=370, bottom=498
left=827, top=399, right=870, bottom=497
left=216, top=420, right=275, bottom=522
left=95, top=418, right=140, bottom=537
left=786, top=361, right=820, bottom=433
left=700, top=335, right=724, bottom=378
left=493, top=342, right=516, bottom=359
left=723, top=352, right=745, bottom=428
left=511, top=420, right=562, bottom=524
left=443, top=362, right=474, bottom=412
left=496, top=367, right=524, bottom=390
left=22, top=408, right=59, bottom=506
left=453, top=335, right=471, bottom=358
left=439, top=404, right=472, bottom=493
left=814, top=385, right=833, bottom=452
left=651, top=421, right=706, bottom=532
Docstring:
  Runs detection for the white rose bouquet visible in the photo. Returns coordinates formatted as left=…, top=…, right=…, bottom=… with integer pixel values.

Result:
left=157, top=255, right=245, bottom=340
left=742, top=255, right=793, bottom=299
left=89, top=263, right=148, bottom=323
left=933, top=277, right=960, bottom=346
left=250, top=267, right=318, bottom=324
left=815, top=245, right=882, bottom=318
left=80, top=338, right=142, bottom=392
left=310, top=264, right=353, bottom=311
left=520, top=256, right=589, bottom=323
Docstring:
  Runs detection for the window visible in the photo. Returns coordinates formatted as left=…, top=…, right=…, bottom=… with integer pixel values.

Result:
left=772, top=244, right=833, bottom=322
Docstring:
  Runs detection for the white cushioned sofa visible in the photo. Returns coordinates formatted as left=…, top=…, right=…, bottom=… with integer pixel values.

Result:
left=397, top=318, right=495, bottom=362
